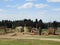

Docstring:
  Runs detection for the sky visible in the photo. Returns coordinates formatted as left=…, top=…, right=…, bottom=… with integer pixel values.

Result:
left=0, top=0, right=60, bottom=22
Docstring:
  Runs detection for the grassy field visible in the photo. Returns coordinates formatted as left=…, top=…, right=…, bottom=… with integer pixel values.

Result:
left=0, top=28, right=60, bottom=39
left=30, top=35, right=60, bottom=39
left=0, top=39, right=60, bottom=45
left=0, top=28, right=60, bottom=45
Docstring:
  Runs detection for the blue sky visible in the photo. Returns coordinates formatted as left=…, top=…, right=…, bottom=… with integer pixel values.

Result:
left=0, top=0, right=60, bottom=22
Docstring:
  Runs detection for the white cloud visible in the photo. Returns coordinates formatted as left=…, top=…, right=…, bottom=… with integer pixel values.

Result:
left=6, top=3, right=48, bottom=9
left=47, top=0, right=60, bottom=2
left=35, top=4, right=48, bottom=8
left=25, top=0, right=37, bottom=2
left=0, top=9, right=4, bottom=12
left=17, top=2, right=33, bottom=9
left=17, top=3, right=48, bottom=9
left=53, top=8, right=60, bottom=11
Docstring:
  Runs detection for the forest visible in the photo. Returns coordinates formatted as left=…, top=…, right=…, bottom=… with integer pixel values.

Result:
left=0, top=19, right=60, bottom=35
left=0, top=19, right=60, bottom=29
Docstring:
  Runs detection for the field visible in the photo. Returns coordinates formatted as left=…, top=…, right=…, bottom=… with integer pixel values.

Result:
left=0, top=28, right=60, bottom=45
left=0, top=39, right=60, bottom=45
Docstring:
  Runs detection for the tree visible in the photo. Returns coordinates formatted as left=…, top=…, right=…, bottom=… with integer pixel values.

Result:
left=48, top=22, right=52, bottom=28
left=2, top=20, right=7, bottom=33
left=47, top=22, right=53, bottom=35
left=38, top=19, right=43, bottom=35
left=35, top=19, right=38, bottom=28
left=53, top=21, right=58, bottom=35
left=27, top=19, right=33, bottom=27
left=24, top=19, right=27, bottom=26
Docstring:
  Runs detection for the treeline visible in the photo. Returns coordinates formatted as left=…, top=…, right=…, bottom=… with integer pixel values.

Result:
left=0, top=19, right=60, bottom=29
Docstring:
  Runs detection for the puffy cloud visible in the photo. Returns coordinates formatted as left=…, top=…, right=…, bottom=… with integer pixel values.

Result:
left=53, top=8, right=60, bottom=11
left=17, top=3, right=48, bottom=9
left=35, top=4, right=48, bottom=8
left=6, top=3, right=48, bottom=9
left=47, top=0, right=60, bottom=2
left=17, top=2, right=33, bottom=9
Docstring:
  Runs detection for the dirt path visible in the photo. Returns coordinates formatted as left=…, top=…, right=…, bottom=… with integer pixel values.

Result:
left=0, top=34, right=60, bottom=42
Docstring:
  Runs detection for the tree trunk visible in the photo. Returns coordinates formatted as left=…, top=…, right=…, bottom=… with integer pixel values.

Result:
left=39, top=27, right=42, bottom=35
left=53, top=29, right=56, bottom=35
left=4, top=27, right=7, bottom=34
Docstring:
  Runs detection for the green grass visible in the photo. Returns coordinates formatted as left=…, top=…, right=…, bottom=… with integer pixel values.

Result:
left=0, top=29, right=5, bottom=32
left=32, top=35, right=60, bottom=39
left=0, top=39, right=60, bottom=45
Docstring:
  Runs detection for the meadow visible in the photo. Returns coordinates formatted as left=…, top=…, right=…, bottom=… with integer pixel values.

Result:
left=0, top=28, right=60, bottom=45
left=0, top=39, right=60, bottom=45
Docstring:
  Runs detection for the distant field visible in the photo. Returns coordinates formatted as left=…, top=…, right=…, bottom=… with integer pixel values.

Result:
left=0, top=28, right=60, bottom=33
left=0, top=39, right=60, bottom=45
left=0, top=28, right=60, bottom=45
left=42, top=28, right=60, bottom=34
left=0, top=28, right=60, bottom=39
left=0, top=29, right=5, bottom=32
left=30, top=35, right=60, bottom=39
